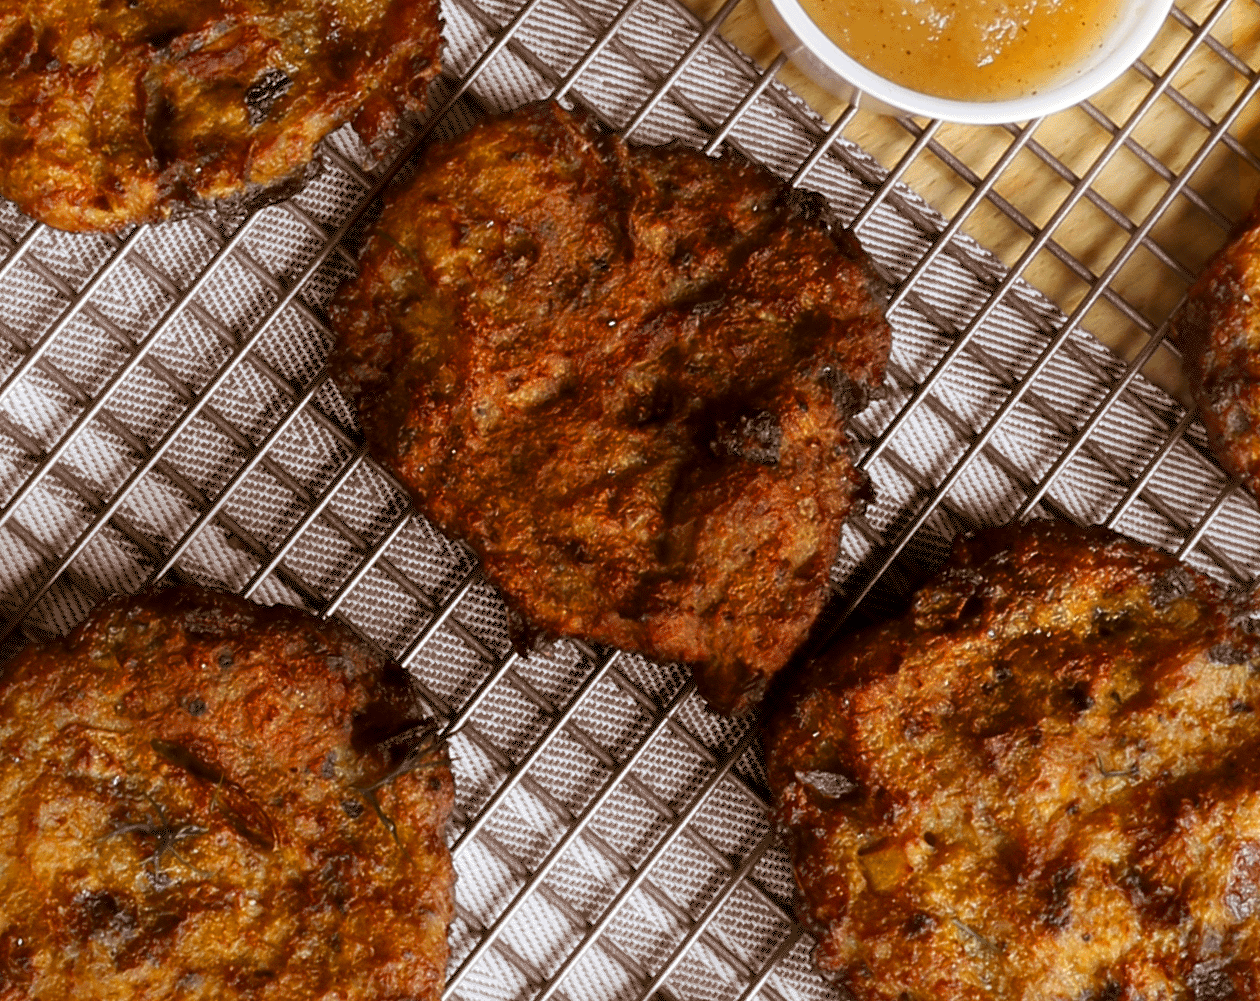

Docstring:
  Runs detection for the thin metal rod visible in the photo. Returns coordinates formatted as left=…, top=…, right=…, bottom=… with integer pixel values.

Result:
left=450, top=649, right=623, bottom=857
left=857, top=0, right=1233, bottom=474
left=788, top=105, right=860, bottom=190
left=1177, top=478, right=1240, bottom=561
left=837, top=53, right=1260, bottom=623
left=885, top=117, right=1040, bottom=314
left=1015, top=320, right=1174, bottom=518
left=442, top=678, right=698, bottom=997
left=0, top=223, right=45, bottom=288
left=240, top=446, right=368, bottom=599
left=705, top=53, right=788, bottom=155
left=636, top=827, right=779, bottom=999
left=0, top=8, right=544, bottom=639
left=622, top=0, right=745, bottom=139
left=551, top=0, right=650, bottom=104
left=0, top=227, right=144, bottom=418
left=849, top=119, right=944, bottom=234
left=531, top=725, right=759, bottom=1001
left=0, top=218, right=257, bottom=540
left=733, top=928, right=805, bottom=1001
left=1104, top=408, right=1200, bottom=530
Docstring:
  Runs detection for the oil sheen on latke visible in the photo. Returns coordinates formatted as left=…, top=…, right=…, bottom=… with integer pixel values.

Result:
left=0, top=0, right=440, bottom=231
left=0, top=587, right=454, bottom=1000
left=328, top=101, right=892, bottom=715
left=766, top=520, right=1260, bottom=1001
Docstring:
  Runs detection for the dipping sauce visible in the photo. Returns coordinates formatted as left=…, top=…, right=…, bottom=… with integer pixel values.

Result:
left=798, top=0, right=1119, bottom=101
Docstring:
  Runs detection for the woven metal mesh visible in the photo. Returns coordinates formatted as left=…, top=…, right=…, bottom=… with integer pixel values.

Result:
left=2, top=0, right=1260, bottom=998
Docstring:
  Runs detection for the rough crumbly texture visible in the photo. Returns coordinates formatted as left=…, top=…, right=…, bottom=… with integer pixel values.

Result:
left=0, top=0, right=440, bottom=232
left=765, top=521, right=1260, bottom=1001
left=0, top=587, right=454, bottom=1000
left=328, top=101, right=891, bottom=716
left=1173, top=194, right=1260, bottom=499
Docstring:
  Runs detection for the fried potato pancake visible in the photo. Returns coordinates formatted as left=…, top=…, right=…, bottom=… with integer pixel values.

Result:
left=765, top=521, right=1260, bottom=1001
left=328, top=101, right=891, bottom=715
left=0, top=0, right=440, bottom=232
left=1173, top=195, right=1260, bottom=500
left=0, top=587, right=454, bottom=1000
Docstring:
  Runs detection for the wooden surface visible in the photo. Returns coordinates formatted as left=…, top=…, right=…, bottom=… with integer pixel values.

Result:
left=682, top=0, right=1260, bottom=406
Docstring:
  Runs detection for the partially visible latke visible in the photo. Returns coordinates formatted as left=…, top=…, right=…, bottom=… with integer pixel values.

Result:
left=766, top=521, right=1260, bottom=1001
left=0, top=0, right=441, bottom=231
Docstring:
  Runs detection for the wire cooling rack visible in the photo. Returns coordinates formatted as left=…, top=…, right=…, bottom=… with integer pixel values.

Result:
left=2, top=0, right=1260, bottom=999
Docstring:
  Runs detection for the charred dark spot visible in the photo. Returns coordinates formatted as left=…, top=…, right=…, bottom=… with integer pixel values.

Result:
left=217, top=649, right=234, bottom=669
left=822, top=366, right=870, bottom=420
left=244, top=68, right=293, bottom=127
left=1232, top=702, right=1253, bottom=714
left=113, top=911, right=182, bottom=970
left=217, top=795, right=276, bottom=852
left=145, top=26, right=182, bottom=50
left=1041, top=865, right=1077, bottom=929
left=1208, top=643, right=1246, bottom=666
left=1150, top=566, right=1194, bottom=608
left=73, top=890, right=138, bottom=955
left=77, top=889, right=121, bottom=930
left=0, top=929, right=34, bottom=987
left=1067, top=682, right=1094, bottom=713
left=342, top=798, right=365, bottom=819
left=1093, top=608, right=1133, bottom=638
left=1115, top=866, right=1184, bottom=926
left=1092, top=983, right=1122, bottom=1001
left=144, top=912, right=182, bottom=937
left=228, top=969, right=277, bottom=990
left=590, top=255, right=610, bottom=274
left=903, top=911, right=936, bottom=939
left=349, top=662, right=427, bottom=752
left=993, top=662, right=1014, bottom=683
left=796, top=769, right=858, bottom=798
left=151, top=739, right=223, bottom=783
left=320, top=752, right=337, bottom=779
left=712, top=411, right=782, bottom=466
left=620, top=376, right=673, bottom=426
left=185, top=697, right=207, bottom=717
left=777, top=185, right=829, bottom=223
left=0, top=23, right=35, bottom=74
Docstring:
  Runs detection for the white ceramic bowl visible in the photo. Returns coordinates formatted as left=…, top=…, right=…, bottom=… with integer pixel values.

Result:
left=758, top=0, right=1175, bottom=124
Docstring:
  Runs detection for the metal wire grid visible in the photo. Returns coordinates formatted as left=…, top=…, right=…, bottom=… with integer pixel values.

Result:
left=1, top=0, right=1260, bottom=999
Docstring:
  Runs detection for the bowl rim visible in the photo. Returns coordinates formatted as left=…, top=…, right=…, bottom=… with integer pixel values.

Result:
left=761, top=0, right=1176, bottom=124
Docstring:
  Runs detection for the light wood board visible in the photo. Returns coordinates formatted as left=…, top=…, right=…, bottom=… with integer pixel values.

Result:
left=682, top=0, right=1260, bottom=406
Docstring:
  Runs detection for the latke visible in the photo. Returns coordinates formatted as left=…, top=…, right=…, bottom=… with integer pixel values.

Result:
left=0, top=587, right=454, bottom=999
left=328, top=101, right=891, bottom=715
left=1173, top=193, right=1260, bottom=500
left=766, top=521, right=1260, bottom=1000
left=0, top=0, right=440, bottom=231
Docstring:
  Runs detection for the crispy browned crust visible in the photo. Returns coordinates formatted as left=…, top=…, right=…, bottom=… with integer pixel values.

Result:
left=765, top=520, right=1260, bottom=1001
left=0, top=0, right=440, bottom=233
left=327, top=101, right=891, bottom=716
left=1172, top=194, right=1260, bottom=498
left=0, top=587, right=454, bottom=1000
